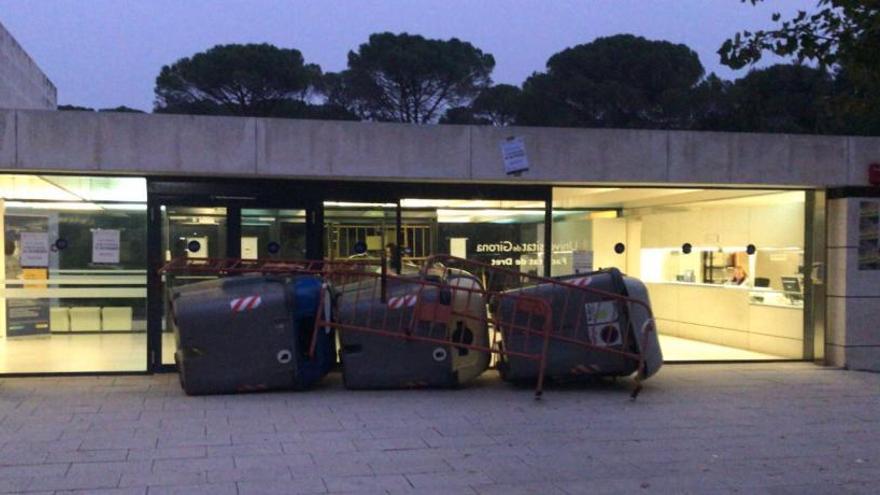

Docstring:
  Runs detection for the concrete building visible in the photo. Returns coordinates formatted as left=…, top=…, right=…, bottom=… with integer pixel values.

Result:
left=0, top=21, right=56, bottom=110
left=0, top=19, right=877, bottom=375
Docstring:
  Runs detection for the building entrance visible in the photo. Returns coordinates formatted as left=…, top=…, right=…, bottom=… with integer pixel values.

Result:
left=147, top=180, right=322, bottom=371
left=145, top=179, right=825, bottom=373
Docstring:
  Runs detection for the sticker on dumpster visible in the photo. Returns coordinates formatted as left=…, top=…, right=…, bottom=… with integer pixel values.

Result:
left=569, top=276, right=593, bottom=287
left=230, top=295, right=262, bottom=313
left=584, top=301, right=617, bottom=325
left=589, top=323, right=622, bottom=347
left=387, top=294, right=417, bottom=309
left=571, top=363, right=601, bottom=374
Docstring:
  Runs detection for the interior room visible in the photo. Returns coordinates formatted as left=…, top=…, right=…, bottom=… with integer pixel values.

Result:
left=0, top=175, right=147, bottom=373
left=553, top=187, right=808, bottom=361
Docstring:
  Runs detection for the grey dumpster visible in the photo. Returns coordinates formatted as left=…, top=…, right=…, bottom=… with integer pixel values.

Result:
left=171, top=274, right=335, bottom=395
left=337, top=270, right=490, bottom=389
left=495, top=268, right=662, bottom=382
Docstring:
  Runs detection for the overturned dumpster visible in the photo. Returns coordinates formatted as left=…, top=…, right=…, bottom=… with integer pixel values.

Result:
left=160, top=256, right=660, bottom=399
left=333, top=269, right=492, bottom=389
left=170, top=274, right=335, bottom=395
left=422, top=255, right=663, bottom=396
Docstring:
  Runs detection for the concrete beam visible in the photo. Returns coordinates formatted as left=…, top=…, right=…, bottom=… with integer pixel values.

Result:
left=16, top=110, right=257, bottom=175
left=3, top=109, right=877, bottom=188
left=257, top=119, right=470, bottom=180
left=470, top=126, right=668, bottom=183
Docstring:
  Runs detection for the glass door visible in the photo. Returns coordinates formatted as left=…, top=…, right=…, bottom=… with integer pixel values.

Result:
left=158, top=206, right=228, bottom=366
left=240, top=208, right=308, bottom=260
left=323, top=201, right=398, bottom=268
left=148, top=198, right=320, bottom=371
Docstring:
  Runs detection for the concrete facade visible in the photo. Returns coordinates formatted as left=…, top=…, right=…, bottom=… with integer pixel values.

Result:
left=1, top=108, right=880, bottom=372
left=1, top=109, right=879, bottom=188
left=827, top=197, right=880, bottom=371
left=0, top=21, right=56, bottom=110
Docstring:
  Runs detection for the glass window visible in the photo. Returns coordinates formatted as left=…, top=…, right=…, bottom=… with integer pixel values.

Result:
left=323, top=202, right=397, bottom=261
left=0, top=175, right=147, bottom=373
left=160, top=206, right=227, bottom=365
left=241, top=209, right=307, bottom=260
left=400, top=199, right=547, bottom=276
left=554, top=187, right=807, bottom=362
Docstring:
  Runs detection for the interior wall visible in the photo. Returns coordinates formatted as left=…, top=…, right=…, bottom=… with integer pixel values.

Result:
left=625, top=219, right=641, bottom=277
left=591, top=217, right=627, bottom=271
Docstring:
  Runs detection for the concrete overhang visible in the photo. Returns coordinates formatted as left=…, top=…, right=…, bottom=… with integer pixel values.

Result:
left=1, top=109, right=878, bottom=188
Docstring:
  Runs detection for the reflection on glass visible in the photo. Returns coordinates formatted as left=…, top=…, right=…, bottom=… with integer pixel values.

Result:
left=549, top=209, right=617, bottom=277
left=161, top=206, right=227, bottom=365
left=324, top=203, right=397, bottom=261
left=400, top=199, right=547, bottom=276
left=0, top=175, right=148, bottom=373
left=241, top=209, right=306, bottom=260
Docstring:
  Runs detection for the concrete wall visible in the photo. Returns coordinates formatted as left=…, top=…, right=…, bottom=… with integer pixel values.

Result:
left=2, top=109, right=879, bottom=187
left=0, top=21, right=56, bottom=110
left=827, top=197, right=880, bottom=371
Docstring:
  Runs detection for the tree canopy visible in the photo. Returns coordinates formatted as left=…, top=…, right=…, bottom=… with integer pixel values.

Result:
left=139, top=27, right=877, bottom=136
left=517, top=35, right=705, bottom=129
left=440, top=84, right=523, bottom=126
left=154, top=43, right=321, bottom=117
left=326, top=32, right=495, bottom=123
left=720, top=0, right=880, bottom=134
left=729, top=64, right=834, bottom=134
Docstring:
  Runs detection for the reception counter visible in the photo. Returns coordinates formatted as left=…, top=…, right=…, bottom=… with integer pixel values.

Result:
left=646, top=282, right=804, bottom=358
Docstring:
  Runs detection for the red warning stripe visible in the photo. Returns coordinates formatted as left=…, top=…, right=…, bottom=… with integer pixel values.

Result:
left=230, top=295, right=262, bottom=313
left=387, top=294, right=418, bottom=309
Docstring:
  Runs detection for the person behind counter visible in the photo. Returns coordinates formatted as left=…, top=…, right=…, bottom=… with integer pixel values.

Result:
left=728, top=265, right=748, bottom=286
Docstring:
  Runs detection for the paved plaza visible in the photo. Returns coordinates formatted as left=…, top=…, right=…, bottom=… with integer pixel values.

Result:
left=0, top=363, right=878, bottom=494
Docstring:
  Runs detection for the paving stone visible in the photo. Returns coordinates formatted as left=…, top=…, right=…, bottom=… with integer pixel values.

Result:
left=472, top=482, right=568, bottom=495
left=146, top=482, right=238, bottom=495
left=323, top=474, right=412, bottom=492
left=56, top=489, right=146, bottom=495
left=46, top=449, right=130, bottom=463
left=153, top=455, right=235, bottom=473
left=119, top=470, right=207, bottom=488
left=0, top=462, right=69, bottom=479
left=126, top=446, right=207, bottom=461
left=206, top=465, right=294, bottom=483
left=405, top=471, right=495, bottom=488
left=236, top=477, right=327, bottom=495
left=26, top=471, right=123, bottom=492
left=353, top=436, right=429, bottom=451
left=233, top=452, right=313, bottom=470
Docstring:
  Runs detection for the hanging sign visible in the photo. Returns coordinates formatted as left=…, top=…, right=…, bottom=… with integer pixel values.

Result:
left=92, top=229, right=121, bottom=264
left=500, top=136, right=529, bottom=175
left=20, top=232, right=49, bottom=267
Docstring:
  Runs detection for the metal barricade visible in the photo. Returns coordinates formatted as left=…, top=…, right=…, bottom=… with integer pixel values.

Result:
left=160, top=257, right=556, bottom=398
left=420, top=255, right=662, bottom=398
left=307, top=269, right=554, bottom=396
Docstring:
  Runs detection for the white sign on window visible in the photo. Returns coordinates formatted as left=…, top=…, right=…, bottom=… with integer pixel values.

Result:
left=92, top=229, right=120, bottom=264
left=241, top=237, right=258, bottom=260
left=20, top=232, right=49, bottom=267
left=450, top=238, right=468, bottom=258
left=500, top=137, right=529, bottom=175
